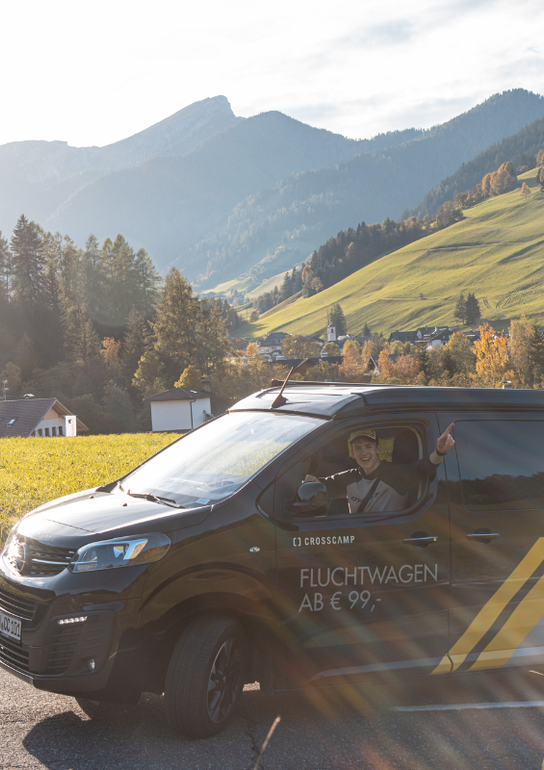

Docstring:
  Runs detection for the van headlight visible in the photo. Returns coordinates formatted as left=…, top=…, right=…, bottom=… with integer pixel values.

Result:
left=69, top=533, right=171, bottom=573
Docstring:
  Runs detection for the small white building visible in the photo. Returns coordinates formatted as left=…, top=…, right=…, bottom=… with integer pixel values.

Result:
left=0, top=397, right=88, bottom=438
left=147, top=388, right=212, bottom=432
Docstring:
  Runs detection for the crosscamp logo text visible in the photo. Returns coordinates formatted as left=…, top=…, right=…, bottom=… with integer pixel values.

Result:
left=292, top=535, right=355, bottom=547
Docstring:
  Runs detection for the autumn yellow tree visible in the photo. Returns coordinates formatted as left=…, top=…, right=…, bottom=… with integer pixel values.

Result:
left=445, top=332, right=476, bottom=373
left=507, top=314, right=534, bottom=386
left=245, top=342, right=258, bottom=357
left=473, top=325, right=510, bottom=386
left=377, top=350, right=419, bottom=384
left=175, top=365, right=203, bottom=391
left=339, top=339, right=362, bottom=380
left=100, top=337, right=122, bottom=378
left=520, top=182, right=531, bottom=199
left=281, top=334, right=321, bottom=358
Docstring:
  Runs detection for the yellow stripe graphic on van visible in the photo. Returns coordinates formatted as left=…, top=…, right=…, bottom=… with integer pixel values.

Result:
left=469, top=573, right=544, bottom=671
left=431, top=537, right=544, bottom=675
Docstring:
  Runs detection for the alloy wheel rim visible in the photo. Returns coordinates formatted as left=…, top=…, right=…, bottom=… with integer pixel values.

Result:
left=207, top=636, right=243, bottom=723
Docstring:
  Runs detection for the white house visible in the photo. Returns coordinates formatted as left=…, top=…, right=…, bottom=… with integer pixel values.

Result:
left=0, top=397, right=88, bottom=438
left=147, top=388, right=212, bottom=432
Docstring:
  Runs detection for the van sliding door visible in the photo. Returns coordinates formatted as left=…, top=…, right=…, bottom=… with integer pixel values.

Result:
left=438, top=414, right=544, bottom=675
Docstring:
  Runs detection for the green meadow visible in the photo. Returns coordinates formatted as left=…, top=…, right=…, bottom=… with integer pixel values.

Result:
left=0, top=433, right=178, bottom=539
left=241, top=169, right=544, bottom=339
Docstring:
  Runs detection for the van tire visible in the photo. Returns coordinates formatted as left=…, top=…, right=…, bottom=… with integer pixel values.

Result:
left=164, top=615, right=247, bottom=738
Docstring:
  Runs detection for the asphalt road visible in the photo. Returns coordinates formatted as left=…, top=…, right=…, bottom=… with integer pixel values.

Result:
left=2, top=669, right=544, bottom=770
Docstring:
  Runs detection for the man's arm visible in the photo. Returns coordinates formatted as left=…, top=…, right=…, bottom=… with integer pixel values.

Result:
left=429, top=422, right=455, bottom=465
left=304, top=469, right=359, bottom=499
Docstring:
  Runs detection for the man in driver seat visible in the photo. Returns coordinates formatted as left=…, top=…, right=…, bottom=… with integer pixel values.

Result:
left=305, top=424, right=454, bottom=514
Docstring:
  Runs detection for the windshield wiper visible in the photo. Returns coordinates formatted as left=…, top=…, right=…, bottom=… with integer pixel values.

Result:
left=126, top=491, right=184, bottom=508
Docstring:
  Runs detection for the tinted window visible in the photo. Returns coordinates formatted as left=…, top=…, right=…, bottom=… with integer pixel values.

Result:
left=279, top=424, right=424, bottom=520
left=456, top=421, right=544, bottom=511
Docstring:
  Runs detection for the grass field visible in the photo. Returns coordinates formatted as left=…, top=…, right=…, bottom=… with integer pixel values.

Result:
left=241, top=169, right=544, bottom=339
left=0, top=433, right=178, bottom=540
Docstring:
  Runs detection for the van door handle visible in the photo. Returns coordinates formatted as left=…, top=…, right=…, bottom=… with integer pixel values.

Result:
left=467, top=531, right=500, bottom=544
left=403, top=533, right=438, bottom=548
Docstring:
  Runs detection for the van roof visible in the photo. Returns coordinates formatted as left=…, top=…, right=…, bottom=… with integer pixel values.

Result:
left=229, top=382, right=544, bottom=419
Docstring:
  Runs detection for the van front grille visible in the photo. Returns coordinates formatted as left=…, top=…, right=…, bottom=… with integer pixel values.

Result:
left=0, top=636, right=29, bottom=672
left=4, top=536, right=76, bottom=577
left=0, top=587, right=37, bottom=621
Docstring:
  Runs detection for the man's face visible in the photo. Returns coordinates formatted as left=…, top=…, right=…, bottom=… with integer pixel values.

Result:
left=351, top=438, right=381, bottom=473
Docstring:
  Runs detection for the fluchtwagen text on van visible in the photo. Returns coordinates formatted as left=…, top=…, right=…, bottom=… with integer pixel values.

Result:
left=298, top=564, right=439, bottom=613
left=300, top=563, right=438, bottom=588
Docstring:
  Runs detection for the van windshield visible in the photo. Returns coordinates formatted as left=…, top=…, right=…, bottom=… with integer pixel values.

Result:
left=120, top=411, right=321, bottom=507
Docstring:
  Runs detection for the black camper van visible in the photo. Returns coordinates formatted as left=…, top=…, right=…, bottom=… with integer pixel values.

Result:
left=1, top=383, right=544, bottom=738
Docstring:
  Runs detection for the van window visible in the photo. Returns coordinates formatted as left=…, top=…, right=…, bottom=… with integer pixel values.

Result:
left=280, top=424, right=425, bottom=520
left=456, top=420, right=544, bottom=511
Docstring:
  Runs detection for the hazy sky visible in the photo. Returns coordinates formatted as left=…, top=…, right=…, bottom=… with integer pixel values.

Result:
left=2, top=0, right=544, bottom=148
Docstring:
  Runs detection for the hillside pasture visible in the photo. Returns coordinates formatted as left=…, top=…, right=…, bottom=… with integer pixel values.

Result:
left=246, top=169, right=544, bottom=338
left=0, top=433, right=178, bottom=539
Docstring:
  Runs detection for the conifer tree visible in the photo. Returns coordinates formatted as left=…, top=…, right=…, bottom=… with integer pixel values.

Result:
left=134, top=247, right=161, bottom=319
left=454, top=293, right=466, bottom=324
left=415, top=345, right=432, bottom=382
left=528, top=325, right=544, bottom=382
left=10, top=215, right=44, bottom=306
left=152, top=267, right=199, bottom=383
left=465, top=293, right=481, bottom=325
left=0, top=231, right=11, bottom=300
left=122, top=309, right=151, bottom=383
left=328, top=303, right=347, bottom=337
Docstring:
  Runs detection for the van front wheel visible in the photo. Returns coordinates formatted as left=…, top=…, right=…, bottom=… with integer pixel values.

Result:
left=164, top=615, right=247, bottom=738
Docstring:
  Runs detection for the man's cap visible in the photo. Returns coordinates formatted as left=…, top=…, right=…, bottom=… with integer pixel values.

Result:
left=349, top=429, right=378, bottom=444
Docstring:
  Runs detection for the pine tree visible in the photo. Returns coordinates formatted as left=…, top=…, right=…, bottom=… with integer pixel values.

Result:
left=81, top=234, right=103, bottom=320
left=152, top=268, right=200, bottom=384
left=454, top=293, right=466, bottom=324
left=10, top=215, right=44, bottom=305
left=122, top=309, right=151, bottom=383
left=328, top=303, right=347, bottom=337
left=0, top=231, right=11, bottom=300
left=415, top=346, right=432, bottom=382
left=134, top=247, right=161, bottom=319
left=465, top=293, right=481, bottom=325
left=528, top=325, right=544, bottom=382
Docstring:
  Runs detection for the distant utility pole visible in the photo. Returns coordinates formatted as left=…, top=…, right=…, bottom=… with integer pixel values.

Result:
left=2, top=380, right=8, bottom=400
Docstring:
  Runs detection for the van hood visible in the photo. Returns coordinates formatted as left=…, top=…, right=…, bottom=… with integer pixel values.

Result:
left=17, top=490, right=210, bottom=543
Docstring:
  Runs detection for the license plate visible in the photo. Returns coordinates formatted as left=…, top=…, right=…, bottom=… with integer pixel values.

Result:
left=0, top=610, right=21, bottom=642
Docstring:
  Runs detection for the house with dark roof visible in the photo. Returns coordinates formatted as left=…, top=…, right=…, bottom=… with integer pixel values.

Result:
left=388, top=330, right=419, bottom=345
left=256, top=332, right=289, bottom=355
left=418, top=326, right=452, bottom=349
left=147, top=387, right=212, bottom=432
left=0, top=398, right=89, bottom=438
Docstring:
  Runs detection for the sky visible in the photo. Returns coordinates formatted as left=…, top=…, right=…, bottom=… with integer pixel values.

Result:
left=1, top=0, right=544, bottom=148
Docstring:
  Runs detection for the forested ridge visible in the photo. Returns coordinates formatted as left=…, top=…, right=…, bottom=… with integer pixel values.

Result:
left=251, top=154, right=529, bottom=315
left=0, top=216, right=241, bottom=433
left=193, top=89, right=544, bottom=291
left=408, top=116, right=544, bottom=219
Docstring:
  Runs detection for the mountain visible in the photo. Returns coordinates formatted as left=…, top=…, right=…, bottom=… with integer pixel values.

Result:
left=407, top=115, right=544, bottom=219
left=244, top=166, right=544, bottom=339
left=0, top=96, right=241, bottom=233
left=192, top=89, right=544, bottom=291
left=1, top=90, right=544, bottom=292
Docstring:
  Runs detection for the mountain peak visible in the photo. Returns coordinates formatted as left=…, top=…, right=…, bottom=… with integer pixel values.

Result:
left=99, top=95, right=242, bottom=165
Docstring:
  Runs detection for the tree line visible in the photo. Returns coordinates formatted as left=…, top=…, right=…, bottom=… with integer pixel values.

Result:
left=0, top=216, right=242, bottom=433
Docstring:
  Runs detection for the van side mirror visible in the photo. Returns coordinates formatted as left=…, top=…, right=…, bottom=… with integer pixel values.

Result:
left=293, top=481, right=328, bottom=514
